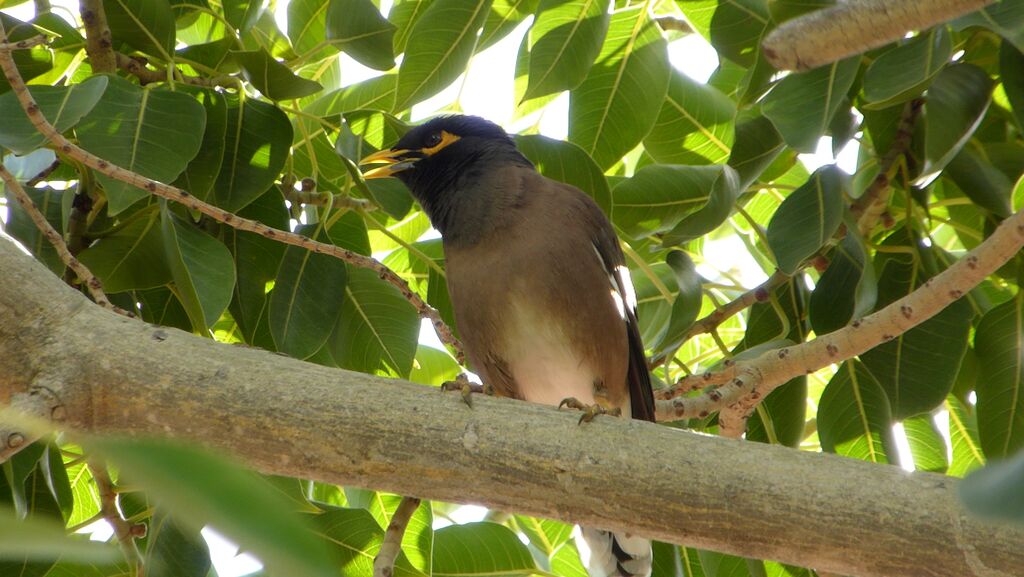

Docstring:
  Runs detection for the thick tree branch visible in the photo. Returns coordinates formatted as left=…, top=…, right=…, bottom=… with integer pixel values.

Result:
left=0, top=238, right=1022, bottom=577
left=762, top=0, right=995, bottom=71
left=0, top=24, right=463, bottom=363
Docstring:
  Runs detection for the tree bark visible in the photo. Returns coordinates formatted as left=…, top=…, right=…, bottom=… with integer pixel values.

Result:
left=0, top=238, right=1021, bottom=577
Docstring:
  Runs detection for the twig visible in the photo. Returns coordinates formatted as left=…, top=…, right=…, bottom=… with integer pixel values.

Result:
left=0, top=161, right=128, bottom=314
left=656, top=203, right=1024, bottom=424
left=762, top=0, right=996, bottom=71
left=79, top=0, right=116, bottom=73
left=650, top=271, right=789, bottom=371
left=25, top=158, right=61, bottom=187
left=373, top=496, right=421, bottom=577
left=90, top=462, right=144, bottom=570
left=115, top=52, right=235, bottom=88
left=282, top=178, right=376, bottom=210
left=851, top=98, right=924, bottom=236
left=0, top=34, right=48, bottom=51
left=0, top=22, right=464, bottom=362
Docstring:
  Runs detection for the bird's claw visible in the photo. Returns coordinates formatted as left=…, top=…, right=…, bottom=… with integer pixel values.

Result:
left=440, top=374, right=490, bottom=407
left=558, top=397, right=621, bottom=424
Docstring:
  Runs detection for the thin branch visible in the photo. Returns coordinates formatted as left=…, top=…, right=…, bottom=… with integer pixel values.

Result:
left=0, top=34, right=48, bottom=51
left=0, top=24, right=464, bottom=363
left=657, top=204, right=1024, bottom=424
left=762, top=0, right=996, bottom=71
left=650, top=271, right=788, bottom=371
left=0, top=161, right=127, bottom=314
left=25, top=158, right=61, bottom=187
left=90, top=462, right=144, bottom=569
left=373, top=496, right=421, bottom=577
left=282, top=178, right=376, bottom=210
left=79, top=0, right=116, bottom=73
left=851, top=98, right=924, bottom=236
left=115, top=52, right=235, bottom=88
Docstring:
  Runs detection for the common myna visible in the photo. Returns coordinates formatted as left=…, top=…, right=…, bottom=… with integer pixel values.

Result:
left=361, top=115, right=655, bottom=577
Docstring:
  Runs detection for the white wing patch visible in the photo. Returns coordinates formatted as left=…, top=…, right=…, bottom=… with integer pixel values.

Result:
left=592, top=243, right=636, bottom=320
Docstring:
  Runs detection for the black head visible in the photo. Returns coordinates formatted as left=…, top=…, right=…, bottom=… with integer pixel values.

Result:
left=359, top=115, right=531, bottom=193
left=358, top=115, right=533, bottom=240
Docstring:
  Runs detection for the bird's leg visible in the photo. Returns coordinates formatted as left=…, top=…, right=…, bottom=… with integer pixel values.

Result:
left=558, top=397, right=622, bottom=424
left=440, top=373, right=492, bottom=407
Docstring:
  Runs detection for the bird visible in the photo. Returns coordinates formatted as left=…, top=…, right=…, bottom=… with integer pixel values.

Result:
left=360, top=115, right=655, bottom=577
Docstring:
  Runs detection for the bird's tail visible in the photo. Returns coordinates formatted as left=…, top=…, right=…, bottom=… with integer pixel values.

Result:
left=578, top=526, right=652, bottom=577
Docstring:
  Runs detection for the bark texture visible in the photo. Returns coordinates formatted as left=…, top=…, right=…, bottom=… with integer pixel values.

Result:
left=0, top=238, right=1022, bottom=577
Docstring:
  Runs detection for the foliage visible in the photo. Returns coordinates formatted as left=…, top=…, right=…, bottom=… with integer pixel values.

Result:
left=1, top=0, right=1024, bottom=575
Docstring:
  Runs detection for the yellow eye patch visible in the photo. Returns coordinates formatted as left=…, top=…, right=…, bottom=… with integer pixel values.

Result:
left=421, top=130, right=461, bottom=156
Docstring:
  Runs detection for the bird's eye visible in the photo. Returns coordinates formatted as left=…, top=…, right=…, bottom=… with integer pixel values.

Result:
left=424, top=132, right=443, bottom=148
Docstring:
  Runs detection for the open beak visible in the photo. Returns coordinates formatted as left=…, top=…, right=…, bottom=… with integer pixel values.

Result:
left=359, top=148, right=417, bottom=180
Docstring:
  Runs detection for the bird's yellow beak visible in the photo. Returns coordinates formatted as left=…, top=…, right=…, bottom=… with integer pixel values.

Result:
left=359, top=148, right=416, bottom=179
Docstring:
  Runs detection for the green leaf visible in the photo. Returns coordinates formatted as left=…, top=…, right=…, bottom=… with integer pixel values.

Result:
left=394, top=0, right=492, bottom=110
left=288, top=0, right=330, bottom=56
left=326, top=0, right=397, bottom=71
left=223, top=0, right=262, bottom=33
left=953, top=1, right=1024, bottom=52
left=551, top=541, right=589, bottom=577
left=144, top=512, right=212, bottom=577
left=389, top=0, right=433, bottom=55
left=514, top=134, right=611, bottom=214
left=514, top=515, right=573, bottom=556
left=960, top=449, right=1024, bottom=526
left=862, top=26, right=951, bottom=109
left=2, top=186, right=65, bottom=275
left=409, top=346, right=462, bottom=386
left=173, top=88, right=228, bottom=203
left=0, top=14, right=52, bottom=94
left=975, top=294, right=1024, bottom=459
left=920, top=63, right=993, bottom=181
left=727, top=115, right=785, bottom=191
left=818, top=360, right=898, bottom=464
left=1000, top=42, right=1024, bottom=132
left=87, top=437, right=336, bottom=577
left=944, top=147, right=1014, bottom=218
left=269, top=225, right=348, bottom=359
left=308, top=75, right=398, bottom=116
left=903, top=414, right=948, bottom=473
left=331, top=267, right=420, bottom=377
left=746, top=378, right=808, bottom=448
left=432, top=522, right=537, bottom=577
left=310, top=507, right=427, bottom=577
left=809, top=232, right=876, bottom=335
left=648, top=251, right=703, bottom=357
left=568, top=6, right=670, bottom=169
left=677, top=0, right=770, bottom=67
left=78, top=209, right=173, bottom=292
left=0, top=508, right=117, bottom=562
left=761, top=57, right=860, bottom=153
left=661, top=164, right=740, bottom=245
left=523, top=0, right=610, bottom=100
left=234, top=49, right=324, bottom=100
left=611, top=164, right=726, bottom=239
left=947, top=396, right=985, bottom=477
left=103, top=0, right=176, bottom=59
left=76, top=76, right=206, bottom=215
left=136, top=287, right=193, bottom=332
left=0, top=76, right=108, bottom=155
left=161, top=208, right=236, bottom=330
left=765, top=166, right=844, bottom=274
left=479, top=0, right=537, bottom=50
left=214, top=96, right=293, bottom=212
left=644, top=69, right=737, bottom=166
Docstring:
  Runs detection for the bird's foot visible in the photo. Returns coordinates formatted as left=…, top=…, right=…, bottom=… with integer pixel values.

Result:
left=440, top=374, right=492, bottom=407
left=558, top=397, right=621, bottom=424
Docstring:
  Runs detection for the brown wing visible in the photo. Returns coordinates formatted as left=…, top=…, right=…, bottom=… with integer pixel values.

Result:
left=585, top=203, right=657, bottom=422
